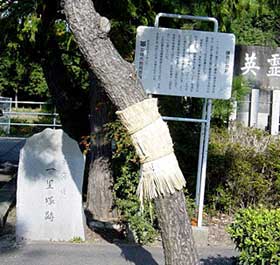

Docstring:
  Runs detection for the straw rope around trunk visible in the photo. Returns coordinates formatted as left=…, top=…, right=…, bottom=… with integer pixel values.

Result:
left=116, top=98, right=186, bottom=205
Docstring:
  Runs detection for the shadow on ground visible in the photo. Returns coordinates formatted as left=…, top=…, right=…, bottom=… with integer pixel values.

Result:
left=200, top=256, right=237, bottom=264
left=0, top=222, right=18, bottom=252
left=85, top=210, right=160, bottom=265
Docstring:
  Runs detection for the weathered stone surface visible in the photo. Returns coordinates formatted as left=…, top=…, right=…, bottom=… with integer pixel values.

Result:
left=16, top=128, right=85, bottom=241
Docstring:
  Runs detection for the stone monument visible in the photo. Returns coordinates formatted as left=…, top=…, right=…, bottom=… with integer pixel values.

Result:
left=16, top=128, right=86, bottom=241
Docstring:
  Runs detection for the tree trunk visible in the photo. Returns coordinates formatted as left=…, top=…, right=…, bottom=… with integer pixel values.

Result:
left=38, top=1, right=89, bottom=140
left=63, top=1, right=199, bottom=264
left=154, top=191, right=199, bottom=265
left=86, top=74, right=116, bottom=221
left=39, top=2, right=116, bottom=222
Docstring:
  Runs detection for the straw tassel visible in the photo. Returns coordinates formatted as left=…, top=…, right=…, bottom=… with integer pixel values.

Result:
left=116, top=98, right=186, bottom=204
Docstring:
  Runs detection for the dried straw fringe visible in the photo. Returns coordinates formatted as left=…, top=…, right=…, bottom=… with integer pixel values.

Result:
left=116, top=98, right=186, bottom=204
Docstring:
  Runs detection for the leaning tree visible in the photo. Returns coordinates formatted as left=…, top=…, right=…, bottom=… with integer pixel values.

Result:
left=63, top=0, right=199, bottom=264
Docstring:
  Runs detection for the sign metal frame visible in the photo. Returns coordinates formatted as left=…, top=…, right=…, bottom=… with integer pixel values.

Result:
left=152, top=13, right=220, bottom=228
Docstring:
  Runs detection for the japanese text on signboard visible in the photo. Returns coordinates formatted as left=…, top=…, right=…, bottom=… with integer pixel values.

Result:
left=135, top=26, right=235, bottom=99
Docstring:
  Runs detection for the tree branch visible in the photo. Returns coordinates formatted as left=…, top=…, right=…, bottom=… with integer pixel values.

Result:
left=63, top=0, right=146, bottom=110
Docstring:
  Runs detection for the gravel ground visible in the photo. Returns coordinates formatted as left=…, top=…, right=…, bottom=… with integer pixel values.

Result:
left=0, top=207, right=237, bottom=265
left=207, top=214, right=235, bottom=247
left=0, top=206, right=17, bottom=251
left=0, top=206, right=235, bottom=249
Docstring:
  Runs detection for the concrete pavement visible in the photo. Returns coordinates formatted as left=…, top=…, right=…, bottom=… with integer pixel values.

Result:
left=0, top=137, right=25, bottom=165
left=0, top=241, right=237, bottom=265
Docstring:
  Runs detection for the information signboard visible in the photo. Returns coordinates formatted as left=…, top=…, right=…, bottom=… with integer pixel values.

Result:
left=135, top=26, right=235, bottom=99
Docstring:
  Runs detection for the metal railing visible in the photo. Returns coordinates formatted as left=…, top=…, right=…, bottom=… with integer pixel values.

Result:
left=0, top=100, right=61, bottom=136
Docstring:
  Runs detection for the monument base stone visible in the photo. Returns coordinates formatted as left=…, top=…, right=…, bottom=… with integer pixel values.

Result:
left=16, top=128, right=86, bottom=241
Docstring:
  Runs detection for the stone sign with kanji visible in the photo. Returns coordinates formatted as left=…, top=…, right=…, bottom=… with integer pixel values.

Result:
left=234, top=45, right=280, bottom=90
left=16, top=128, right=86, bottom=241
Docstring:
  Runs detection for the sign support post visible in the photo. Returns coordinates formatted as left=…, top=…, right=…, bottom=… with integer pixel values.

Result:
left=154, top=13, right=218, bottom=228
left=195, top=98, right=207, bottom=205
left=197, top=98, right=212, bottom=227
left=135, top=13, right=235, bottom=228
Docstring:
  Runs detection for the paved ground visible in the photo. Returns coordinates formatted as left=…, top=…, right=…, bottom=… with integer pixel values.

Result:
left=0, top=174, right=13, bottom=191
left=0, top=207, right=238, bottom=264
left=0, top=137, right=25, bottom=165
left=0, top=241, right=237, bottom=265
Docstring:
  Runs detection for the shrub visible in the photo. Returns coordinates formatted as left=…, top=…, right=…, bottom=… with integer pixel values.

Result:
left=227, top=208, right=280, bottom=264
left=207, top=125, right=280, bottom=212
left=105, top=120, right=197, bottom=244
left=105, top=120, right=158, bottom=244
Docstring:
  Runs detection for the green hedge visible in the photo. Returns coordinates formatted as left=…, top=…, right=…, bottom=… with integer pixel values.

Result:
left=227, top=208, right=280, bottom=264
left=207, top=125, right=280, bottom=213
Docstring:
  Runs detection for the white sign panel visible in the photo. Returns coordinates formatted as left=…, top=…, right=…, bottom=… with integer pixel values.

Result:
left=135, top=26, right=235, bottom=99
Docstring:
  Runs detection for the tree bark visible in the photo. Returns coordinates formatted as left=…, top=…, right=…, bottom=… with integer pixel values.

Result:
left=38, top=1, right=89, bottom=140
left=39, top=1, right=117, bottom=222
left=63, top=1, right=199, bottom=264
left=62, top=0, right=146, bottom=109
left=154, top=191, right=199, bottom=265
left=86, top=74, right=116, bottom=221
